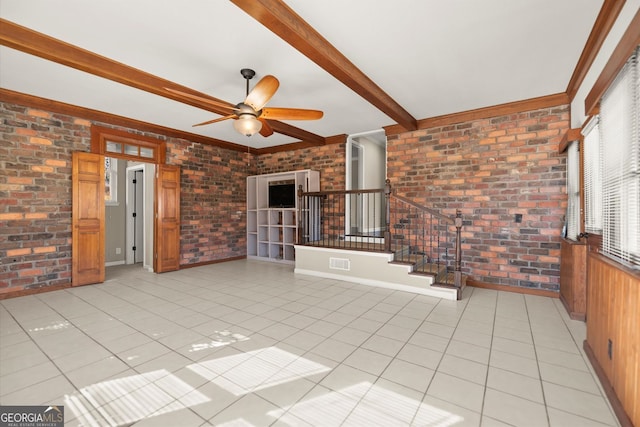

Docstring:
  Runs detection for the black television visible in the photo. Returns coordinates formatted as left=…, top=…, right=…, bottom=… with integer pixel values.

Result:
left=268, top=183, right=296, bottom=208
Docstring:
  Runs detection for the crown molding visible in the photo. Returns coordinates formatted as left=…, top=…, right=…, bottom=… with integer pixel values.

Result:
left=383, top=93, right=570, bottom=136
left=585, top=7, right=640, bottom=115
left=566, top=0, right=626, bottom=100
left=0, top=88, right=255, bottom=154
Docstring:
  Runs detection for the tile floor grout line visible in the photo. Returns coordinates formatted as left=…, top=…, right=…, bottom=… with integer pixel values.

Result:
left=410, top=286, right=478, bottom=425
left=524, top=293, right=553, bottom=427
left=477, top=287, right=499, bottom=427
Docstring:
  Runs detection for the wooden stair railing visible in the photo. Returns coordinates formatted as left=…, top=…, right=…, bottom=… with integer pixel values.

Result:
left=298, top=180, right=465, bottom=292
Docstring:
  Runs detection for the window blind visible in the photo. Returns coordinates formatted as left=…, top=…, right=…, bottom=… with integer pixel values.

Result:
left=599, top=46, right=639, bottom=267
left=582, top=117, right=602, bottom=233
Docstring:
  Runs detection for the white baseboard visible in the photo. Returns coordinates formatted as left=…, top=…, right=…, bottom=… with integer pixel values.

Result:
left=105, top=260, right=125, bottom=267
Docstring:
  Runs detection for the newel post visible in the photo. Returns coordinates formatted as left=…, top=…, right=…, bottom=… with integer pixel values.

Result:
left=384, top=179, right=391, bottom=252
left=454, top=209, right=463, bottom=289
left=297, top=185, right=304, bottom=245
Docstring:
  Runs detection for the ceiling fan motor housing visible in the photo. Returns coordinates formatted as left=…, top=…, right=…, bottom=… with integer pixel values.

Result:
left=240, top=68, right=256, bottom=80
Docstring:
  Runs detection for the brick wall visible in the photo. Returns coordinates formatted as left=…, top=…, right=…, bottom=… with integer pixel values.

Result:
left=1, top=99, right=568, bottom=293
left=1, top=102, right=248, bottom=293
left=0, top=104, right=89, bottom=291
left=387, top=105, right=569, bottom=291
left=168, top=141, right=249, bottom=265
left=256, top=143, right=346, bottom=191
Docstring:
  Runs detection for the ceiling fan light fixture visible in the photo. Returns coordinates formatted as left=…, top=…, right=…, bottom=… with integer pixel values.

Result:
left=233, top=113, right=262, bottom=137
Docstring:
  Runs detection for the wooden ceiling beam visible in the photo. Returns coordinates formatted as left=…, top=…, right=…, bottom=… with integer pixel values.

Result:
left=266, top=120, right=325, bottom=145
left=0, top=19, right=231, bottom=116
left=231, top=0, right=418, bottom=132
left=0, top=18, right=325, bottom=144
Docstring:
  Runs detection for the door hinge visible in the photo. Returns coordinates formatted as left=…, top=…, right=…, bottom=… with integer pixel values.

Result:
left=132, top=179, right=137, bottom=184
left=132, top=246, right=137, bottom=251
left=132, top=212, right=137, bottom=217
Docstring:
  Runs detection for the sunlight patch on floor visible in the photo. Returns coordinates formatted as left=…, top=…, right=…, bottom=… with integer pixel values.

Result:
left=188, top=346, right=330, bottom=396
left=64, top=369, right=209, bottom=426
left=270, top=381, right=464, bottom=426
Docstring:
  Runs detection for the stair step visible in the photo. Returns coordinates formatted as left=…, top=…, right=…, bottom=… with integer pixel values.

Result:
left=412, top=262, right=446, bottom=276
left=432, top=273, right=468, bottom=300
left=391, top=254, right=430, bottom=268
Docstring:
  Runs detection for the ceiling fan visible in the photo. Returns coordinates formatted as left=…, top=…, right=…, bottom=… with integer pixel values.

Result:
left=166, top=68, right=323, bottom=137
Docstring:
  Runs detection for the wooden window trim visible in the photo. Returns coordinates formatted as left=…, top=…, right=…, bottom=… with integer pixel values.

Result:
left=585, top=8, right=640, bottom=115
left=90, top=125, right=166, bottom=164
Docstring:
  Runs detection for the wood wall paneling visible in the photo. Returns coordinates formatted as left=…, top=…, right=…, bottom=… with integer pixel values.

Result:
left=560, top=238, right=587, bottom=320
left=586, top=253, right=640, bottom=426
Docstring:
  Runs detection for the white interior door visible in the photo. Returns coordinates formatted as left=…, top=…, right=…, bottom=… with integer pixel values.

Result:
left=126, top=163, right=154, bottom=269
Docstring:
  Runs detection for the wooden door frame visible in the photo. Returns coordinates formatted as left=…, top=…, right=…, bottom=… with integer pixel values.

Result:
left=71, top=125, right=180, bottom=286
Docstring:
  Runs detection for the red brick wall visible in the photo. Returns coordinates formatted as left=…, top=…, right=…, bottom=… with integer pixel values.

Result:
left=1, top=104, right=88, bottom=291
left=256, top=143, right=346, bottom=191
left=168, top=140, right=249, bottom=264
left=1, top=102, right=248, bottom=293
left=387, top=105, right=569, bottom=291
left=1, top=99, right=568, bottom=293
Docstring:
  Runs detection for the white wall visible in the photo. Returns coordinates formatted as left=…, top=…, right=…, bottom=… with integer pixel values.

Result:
left=105, top=158, right=126, bottom=264
left=571, top=0, right=640, bottom=128
left=361, top=136, right=386, bottom=189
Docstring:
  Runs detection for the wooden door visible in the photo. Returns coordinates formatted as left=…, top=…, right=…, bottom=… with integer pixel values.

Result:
left=155, top=164, right=181, bottom=272
left=72, top=152, right=105, bottom=286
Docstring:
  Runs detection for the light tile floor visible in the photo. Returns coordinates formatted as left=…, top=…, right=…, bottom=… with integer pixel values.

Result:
left=0, top=260, right=620, bottom=427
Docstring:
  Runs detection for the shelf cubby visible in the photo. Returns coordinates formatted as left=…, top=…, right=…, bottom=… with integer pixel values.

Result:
left=246, top=170, right=319, bottom=264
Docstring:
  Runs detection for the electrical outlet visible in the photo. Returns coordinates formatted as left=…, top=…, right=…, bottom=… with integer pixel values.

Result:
left=115, top=247, right=121, bottom=255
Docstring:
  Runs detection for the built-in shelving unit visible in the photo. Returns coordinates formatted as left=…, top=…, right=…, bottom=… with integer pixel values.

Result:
left=247, top=170, right=319, bottom=263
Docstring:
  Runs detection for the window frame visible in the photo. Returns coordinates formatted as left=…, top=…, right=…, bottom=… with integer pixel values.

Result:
left=584, top=46, right=640, bottom=268
left=90, top=125, right=166, bottom=164
left=565, top=140, right=581, bottom=241
left=104, top=156, right=118, bottom=206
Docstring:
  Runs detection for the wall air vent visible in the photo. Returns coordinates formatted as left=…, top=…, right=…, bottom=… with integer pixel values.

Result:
left=329, top=257, right=350, bottom=271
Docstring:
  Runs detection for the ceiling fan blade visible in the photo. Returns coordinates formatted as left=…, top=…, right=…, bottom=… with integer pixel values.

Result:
left=244, top=75, right=279, bottom=111
left=261, top=107, right=323, bottom=121
left=258, top=118, right=274, bottom=137
left=165, top=87, right=237, bottom=112
left=193, top=115, right=235, bottom=127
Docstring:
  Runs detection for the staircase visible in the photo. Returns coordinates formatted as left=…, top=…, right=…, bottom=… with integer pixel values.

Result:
left=295, top=180, right=467, bottom=300
left=294, top=241, right=465, bottom=300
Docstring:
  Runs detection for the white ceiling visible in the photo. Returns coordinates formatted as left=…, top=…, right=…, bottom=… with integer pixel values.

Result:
left=0, top=0, right=604, bottom=149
